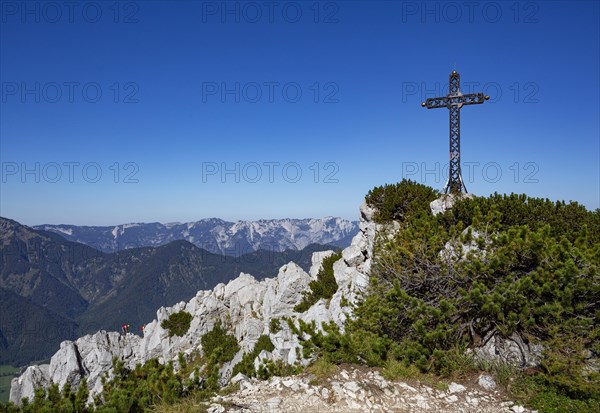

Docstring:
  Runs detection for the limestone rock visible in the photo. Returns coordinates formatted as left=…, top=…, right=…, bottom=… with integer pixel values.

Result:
left=49, top=341, right=85, bottom=390
left=9, top=331, right=141, bottom=404
left=220, top=349, right=245, bottom=386
left=9, top=365, right=50, bottom=404
left=430, top=193, right=474, bottom=216
left=342, top=244, right=364, bottom=267
left=440, top=227, right=489, bottom=261
left=448, top=382, right=466, bottom=394
left=360, top=200, right=376, bottom=222
left=230, top=373, right=249, bottom=385
left=473, top=332, right=543, bottom=368
left=263, top=263, right=310, bottom=320
left=207, top=404, right=225, bottom=413
left=478, top=374, right=497, bottom=391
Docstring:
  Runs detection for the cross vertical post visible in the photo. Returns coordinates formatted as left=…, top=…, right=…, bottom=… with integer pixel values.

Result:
left=422, top=71, right=489, bottom=194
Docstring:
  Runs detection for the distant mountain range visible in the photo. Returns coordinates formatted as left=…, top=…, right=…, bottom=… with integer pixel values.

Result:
left=0, top=217, right=341, bottom=366
left=34, top=218, right=359, bottom=256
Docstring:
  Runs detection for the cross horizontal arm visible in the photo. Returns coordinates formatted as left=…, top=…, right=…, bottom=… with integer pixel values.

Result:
left=422, top=93, right=489, bottom=109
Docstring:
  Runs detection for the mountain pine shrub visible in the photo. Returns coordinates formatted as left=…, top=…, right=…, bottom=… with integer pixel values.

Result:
left=365, top=179, right=439, bottom=222
left=294, top=251, right=342, bottom=313
left=200, top=320, right=240, bottom=364
left=161, top=311, right=193, bottom=338
left=231, top=334, right=275, bottom=378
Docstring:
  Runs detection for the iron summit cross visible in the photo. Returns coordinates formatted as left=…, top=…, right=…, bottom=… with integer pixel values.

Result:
left=422, top=71, right=489, bottom=194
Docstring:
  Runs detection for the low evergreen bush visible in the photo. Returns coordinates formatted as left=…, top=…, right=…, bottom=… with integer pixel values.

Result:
left=294, top=251, right=342, bottom=313
left=161, top=311, right=193, bottom=338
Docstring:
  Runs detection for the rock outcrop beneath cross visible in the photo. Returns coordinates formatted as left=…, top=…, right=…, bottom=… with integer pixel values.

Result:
left=430, top=193, right=474, bottom=216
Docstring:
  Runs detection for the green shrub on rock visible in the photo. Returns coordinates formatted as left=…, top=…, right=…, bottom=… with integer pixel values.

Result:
left=294, top=251, right=342, bottom=313
left=231, top=335, right=275, bottom=378
left=365, top=179, right=439, bottom=222
left=161, top=311, right=193, bottom=338
left=200, top=320, right=240, bottom=364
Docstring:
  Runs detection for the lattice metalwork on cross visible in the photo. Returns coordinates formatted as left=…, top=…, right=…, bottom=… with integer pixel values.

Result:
left=422, top=71, right=489, bottom=194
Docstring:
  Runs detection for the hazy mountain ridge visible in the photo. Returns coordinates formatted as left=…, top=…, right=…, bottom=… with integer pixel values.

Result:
left=34, top=217, right=359, bottom=256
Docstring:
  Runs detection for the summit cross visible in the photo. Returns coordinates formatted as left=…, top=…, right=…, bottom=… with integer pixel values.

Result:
left=422, top=71, right=489, bottom=194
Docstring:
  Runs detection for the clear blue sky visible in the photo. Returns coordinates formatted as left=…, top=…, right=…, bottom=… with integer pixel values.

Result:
left=1, top=0, right=598, bottom=225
